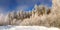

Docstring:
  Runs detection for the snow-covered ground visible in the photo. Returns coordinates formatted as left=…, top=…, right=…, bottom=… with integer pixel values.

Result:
left=0, top=26, right=60, bottom=30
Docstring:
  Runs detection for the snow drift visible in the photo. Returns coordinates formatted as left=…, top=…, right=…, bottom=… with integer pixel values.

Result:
left=8, top=26, right=60, bottom=30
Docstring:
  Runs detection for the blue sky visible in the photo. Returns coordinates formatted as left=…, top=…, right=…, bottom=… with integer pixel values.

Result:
left=0, top=0, right=52, bottom=14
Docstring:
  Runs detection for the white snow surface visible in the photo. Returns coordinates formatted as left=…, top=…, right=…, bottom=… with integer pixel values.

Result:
left=0, top=26, right=60, bottom=30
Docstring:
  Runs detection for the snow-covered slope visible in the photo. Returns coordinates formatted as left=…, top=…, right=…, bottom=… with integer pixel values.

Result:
left=1, top=26, right=60, bottom=30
